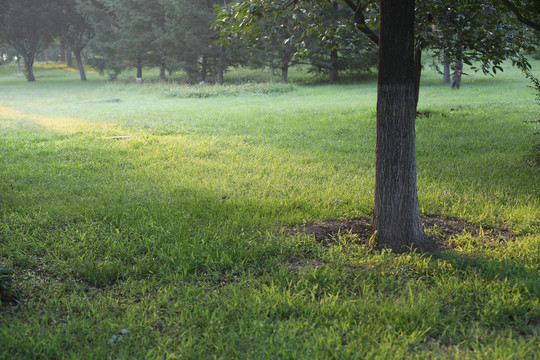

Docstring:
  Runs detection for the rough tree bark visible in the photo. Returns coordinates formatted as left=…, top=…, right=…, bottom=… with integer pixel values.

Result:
left=374, top=0, right=434, bottom=252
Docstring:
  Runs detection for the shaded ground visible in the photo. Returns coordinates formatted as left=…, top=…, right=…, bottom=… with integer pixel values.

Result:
left=284, top=216, right=517, bottom=249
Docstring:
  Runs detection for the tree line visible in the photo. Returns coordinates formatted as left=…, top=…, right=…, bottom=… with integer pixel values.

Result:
left=2, top=1, right=536, bottom=85
left=0, top=0, right=377, bottom=83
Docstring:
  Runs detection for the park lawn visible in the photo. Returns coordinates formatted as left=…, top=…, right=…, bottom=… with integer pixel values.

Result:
left=0, top=61, right=539, bottom=359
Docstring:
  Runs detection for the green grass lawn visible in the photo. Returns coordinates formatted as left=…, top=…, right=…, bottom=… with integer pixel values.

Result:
left=0, top=61, right=539, bottom=359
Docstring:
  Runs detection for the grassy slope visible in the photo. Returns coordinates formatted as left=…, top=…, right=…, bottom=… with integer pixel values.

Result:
left=0, top=62, right=538, bottom=359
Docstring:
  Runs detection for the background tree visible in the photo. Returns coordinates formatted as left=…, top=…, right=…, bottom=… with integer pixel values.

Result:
left=0, top=0, right=61, bottom=81
left=58, top=0, right=95, bottom=81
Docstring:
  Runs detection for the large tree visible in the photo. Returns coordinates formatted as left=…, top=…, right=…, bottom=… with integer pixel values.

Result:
left=0, top=0, right=60, bottom=81
left=374, top=0, right=431, bottom=251
left=216, top=0, right=535, bottom=251
left=59, top=0, right=95, bottom=81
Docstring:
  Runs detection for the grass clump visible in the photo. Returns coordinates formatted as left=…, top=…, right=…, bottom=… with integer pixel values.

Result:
left=161, top=82, right=296, bottom=98
left=0, top=265, right=17, bottom=304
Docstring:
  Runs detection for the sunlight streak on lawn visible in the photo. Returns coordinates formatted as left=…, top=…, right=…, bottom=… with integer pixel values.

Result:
left=0, top=104, right=116, bottom=133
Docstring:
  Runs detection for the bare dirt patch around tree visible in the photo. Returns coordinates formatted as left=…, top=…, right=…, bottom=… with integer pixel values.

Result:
left=284, top=216, right=517, bottom=250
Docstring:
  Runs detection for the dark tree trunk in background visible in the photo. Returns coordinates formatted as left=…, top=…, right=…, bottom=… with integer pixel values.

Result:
left=74, top=50, right=87, bottom=81
left=451, top=59, right=462, bottom=89
left=201, top=55, right=208, bottom=82
left=66, top=51, right=73, bottom=68
left=60, top=38, right=66, bottom=63
left=23, top=56, right=36, bottom=81
left=16, top=57, right=21, bottom=74
left=217, top=45, right=225, bottom=85
left=281, top=51, right=289, bottom=84
left=443, top=51, right=451, bottom=83
left=444, top=63, right=451, bottom=83
left=329, top=48, right=339, bottom=84
left=159, top=62, right=166, bottom=82
left=136, top=56, right=143, bottom=80
left=374, top=0, right=433, bottom=252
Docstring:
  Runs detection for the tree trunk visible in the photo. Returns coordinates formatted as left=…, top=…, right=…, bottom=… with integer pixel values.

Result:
left=60, top=38, right=66, bottom=63
left=451, top=59, right=462, bottom=89
left=217, top=45, right=225, bottom=85
left=374, top=0, right=433, bottom=252
left=413, top=47, right=422, bottom=111
left=23, top=56, right=36, bottom=82
left=74, top=50, right=87, bottom=81
left=329, top=48, right=339, bottom=84
left=281, top=51, right=289, bottom=84
left=16, top=57, right=21, bottom=74
left=201, top=55, right=208, bottom=83
left=66, top=51, right=73, bottom=68
left=443, top=51, right=451, bottom=83
left=159, top=62, right=166, bottom=82
left=136, top=56, right=143, bottom=81
left=444, top=63, right=450, bottom=83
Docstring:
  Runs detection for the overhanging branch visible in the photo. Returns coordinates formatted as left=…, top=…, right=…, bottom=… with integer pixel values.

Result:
left=499, top=0, right=540, bottom=32
left=342, top=0, right=379, bottom=44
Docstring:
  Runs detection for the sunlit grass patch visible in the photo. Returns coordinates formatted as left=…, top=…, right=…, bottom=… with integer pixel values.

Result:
left=0, top=104, right=119, bottom=134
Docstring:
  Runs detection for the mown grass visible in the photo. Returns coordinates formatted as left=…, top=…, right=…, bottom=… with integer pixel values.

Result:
left=0, top=61, right=539, bottom=359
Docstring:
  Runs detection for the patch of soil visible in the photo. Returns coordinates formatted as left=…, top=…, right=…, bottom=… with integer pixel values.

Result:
left=284, top=216, right=517, bottom=249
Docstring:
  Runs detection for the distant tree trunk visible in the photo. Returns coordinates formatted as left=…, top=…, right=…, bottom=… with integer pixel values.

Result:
left=60, top=38, right=66, bottom=63
left=159, top=62, right=166, bottom=82
left=281, top=51, right=289, bottom=84
left=16, top=56, right=21, bottom=74
left=451, top=59, right=462, bottom=89
left=374, top=0, right=433, bottom=252
left=443, top=51, right=451, bottom=83
left=66, top=51, right=73, bottom=68
left=329, top=48, right=339, bottom=84
left=136, top=56, right=143, bottom=80
left=74, top=49, right=86, bottom=81
left=201, top=55, right=208, bottom=82
left=443, top=63, right=450, bottom=83
left=217, top=45, right=225, bottom=85
left=413, top=47, right=422, bottom=111
left=22, top=55, right=36, bottom=81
